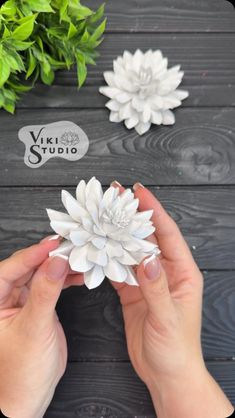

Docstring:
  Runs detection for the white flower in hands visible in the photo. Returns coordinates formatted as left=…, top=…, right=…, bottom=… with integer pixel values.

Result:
left=46, top=177, right=160, bottom=289
left=99, top=49, right=189, bottom=135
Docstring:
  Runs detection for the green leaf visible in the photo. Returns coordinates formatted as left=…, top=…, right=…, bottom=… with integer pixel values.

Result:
left=0, top=0, right=16, bottom=16
left=76, top=51, right=87, bottom=87
left=0, top=60, right=10, bottom=87
left=4, top=99, right=15, bottom=114
left=40, top=66, right=54, bottom=84
left=88, top=3, right=105, bottom=24
left=27, top=0, right=54, bottom=13
left=2, top=25, right=11, bottom=39
left=89, top=18, right=106, bottom=43
left=59, top=0, right=69, bottom=21
left=13, top=40, right=34, bottom=51
left=12, top=15, right=36, bottom=41
left=26, top=50, right=37, bottom=78
left=67, top=21, right=77, bottom=39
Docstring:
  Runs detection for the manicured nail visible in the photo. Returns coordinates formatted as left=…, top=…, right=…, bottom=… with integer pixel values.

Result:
left=40, top=234, right=61, bottom=243
left=46, top=255, right=69, bottom=281
left=143, top=254, right=161, bottom=280
left=133, top=182, right=145, bottom=191
left=110, top=180, right=121, bottom=187
left=48, top=234, right=60, bottom=241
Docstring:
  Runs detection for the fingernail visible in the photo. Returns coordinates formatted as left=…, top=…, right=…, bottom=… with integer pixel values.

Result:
left=40, top=234, right=61, bottom=243
left=110, top=180, right=121, bottom=187
left=143, top=254, right=161, bottom=280
left=46, top=255, right=69, bottom=281
left=48, top=234, right=60, bottom=241
left=133, top=182, right=145, bottom=191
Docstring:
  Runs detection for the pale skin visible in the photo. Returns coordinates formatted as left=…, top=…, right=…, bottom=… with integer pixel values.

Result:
left=0, top=183, right=234, bottom=418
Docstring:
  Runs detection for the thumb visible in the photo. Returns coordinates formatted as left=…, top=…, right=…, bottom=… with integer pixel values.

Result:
left=137, top=254, right=175, bottom=324
left=22, top=254, right=69, bottom=326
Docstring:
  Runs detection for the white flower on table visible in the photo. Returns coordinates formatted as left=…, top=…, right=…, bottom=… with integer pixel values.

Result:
left=46, top=177, right=160, bottom=289
left=99, top=49, right=189, bottom=135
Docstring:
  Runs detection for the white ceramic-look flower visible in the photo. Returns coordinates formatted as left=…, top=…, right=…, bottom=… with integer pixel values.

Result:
left=99, top=49, right=189, bottom=135
left=46, top=177, right=160, bottom=289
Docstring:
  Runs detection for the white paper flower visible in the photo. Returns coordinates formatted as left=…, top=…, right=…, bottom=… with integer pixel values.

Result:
left=99, top=49, right=189, bottom=135
left=46, top=177, right=160, bottom=289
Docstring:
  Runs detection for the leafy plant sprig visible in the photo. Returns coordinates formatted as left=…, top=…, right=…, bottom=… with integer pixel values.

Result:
left=0, top=0, right=106, bottom=113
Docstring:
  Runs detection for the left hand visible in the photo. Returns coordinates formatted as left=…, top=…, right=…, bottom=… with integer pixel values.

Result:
left=0, top=236, right=83, bottom=418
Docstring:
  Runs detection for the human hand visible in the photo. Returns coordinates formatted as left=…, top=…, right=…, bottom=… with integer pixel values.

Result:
left=110, top=181, right=234, bottom=418
left=0, top=236, right=83, bottom=418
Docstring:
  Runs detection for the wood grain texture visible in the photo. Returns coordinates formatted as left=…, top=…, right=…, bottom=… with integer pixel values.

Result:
left=55, top=271, right=235, bottom=362
left=44, top=361, right=235, bottom=417
left=1, top=186, right=235, bottom=269
left=18, top=33, right=235, bottom=108
left=85, top=0, right=235, bottom=33
left=0, top=108, right=235, bottom=186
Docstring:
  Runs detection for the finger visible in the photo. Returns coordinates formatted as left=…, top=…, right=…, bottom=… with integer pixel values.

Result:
left=0, top=237, right=62, bottom=306
left=133, top=183, right=197, bottom=267
left=0, top=236, right=61, bottom=283
left=63, top=273, right=84, bottom=288
left=21, top=255, right=69, bottom=326
left=137, top=254, right=175, bottom=325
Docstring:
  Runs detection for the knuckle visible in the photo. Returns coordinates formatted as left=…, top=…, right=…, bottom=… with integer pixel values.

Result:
left=151, top=276, right=169, bottom=297
left=34, top=285, right=53, bottom=304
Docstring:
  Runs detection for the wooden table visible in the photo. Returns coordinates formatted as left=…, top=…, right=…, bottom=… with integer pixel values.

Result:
left=0, top=0, right=235, bottom=416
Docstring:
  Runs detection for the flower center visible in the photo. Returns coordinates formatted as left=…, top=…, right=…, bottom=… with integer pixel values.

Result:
left=103, top=208, right=130, bottom=228
left=138, top=67, right=153, bottom=86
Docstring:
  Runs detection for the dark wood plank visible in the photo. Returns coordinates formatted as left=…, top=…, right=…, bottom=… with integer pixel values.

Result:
left=1, top=186, right=235, bottom=270
left=85, top=0, right=235, bottom=33
left=0, top=108, right=235, bottom=186
left=17, top=33, right=235, bottom=108
left=44, top=361, right=235, bottom=417
left=55, top=271, right=235, bottom=362
left=45, top=361, right=156, bottom=418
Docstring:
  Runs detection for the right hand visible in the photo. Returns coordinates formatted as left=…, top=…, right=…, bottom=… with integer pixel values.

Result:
left=110, top=181, right=234, bottom=418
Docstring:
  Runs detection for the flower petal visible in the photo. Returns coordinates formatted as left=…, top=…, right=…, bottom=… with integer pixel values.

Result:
left=46, top=208, right=74, bottom=223
left=118, top=189, right=134, bottom=208
left=103, top=71, right=116, bottom=86
left=124, top=115, right=139, bottom=129
left=133, top=225, right=156, bottom=239
left=50, top=220, right=78, bottom=238
left=106, top=240, right=123, bottom=258
left=162, top=110, right=175, bottom=125
left=173, top=89, right=189, bottom=101
left=61, top=190, right=87, bottom=222
left=133, top=238, right=158, bottom=253
left=87, top=244, right=108, bottom=266
left=104, top=258, right=127, bottom=282
left=106, top=99, right=120, bottom=111
left=125, top=266, right=139, bottom=286
left=69, top=245, right=94, bottom=272
left=102, top=186, right=119, bottom=209
left=85, top=176, right=103, bottom=206
left=122, top=240, right=142, bottom=252
left=76, top=179, right=86, bottom=206
left=116, top=249, right=137, bottom=265
left=84, top=265, right=105, bottom=289
left=49, top=240, right=74, bottom=257
left=135, top=122, right=151, bottom=135
left=99, top=86, right=120, bottom=99
left=109, top=111, right=122, bottom=123
left=125, top=198, right=139, bottom=215
left=91, top=236, right=107, bottom=249
left=151, top=110, right=163, bottom=125
left=70, top=229, right=92, bottom=246
left=133, top=210, right=153, bottom=222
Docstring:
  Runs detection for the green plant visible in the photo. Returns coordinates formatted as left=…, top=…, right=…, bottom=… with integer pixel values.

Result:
left=0, top=0, right=106, bottom=113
